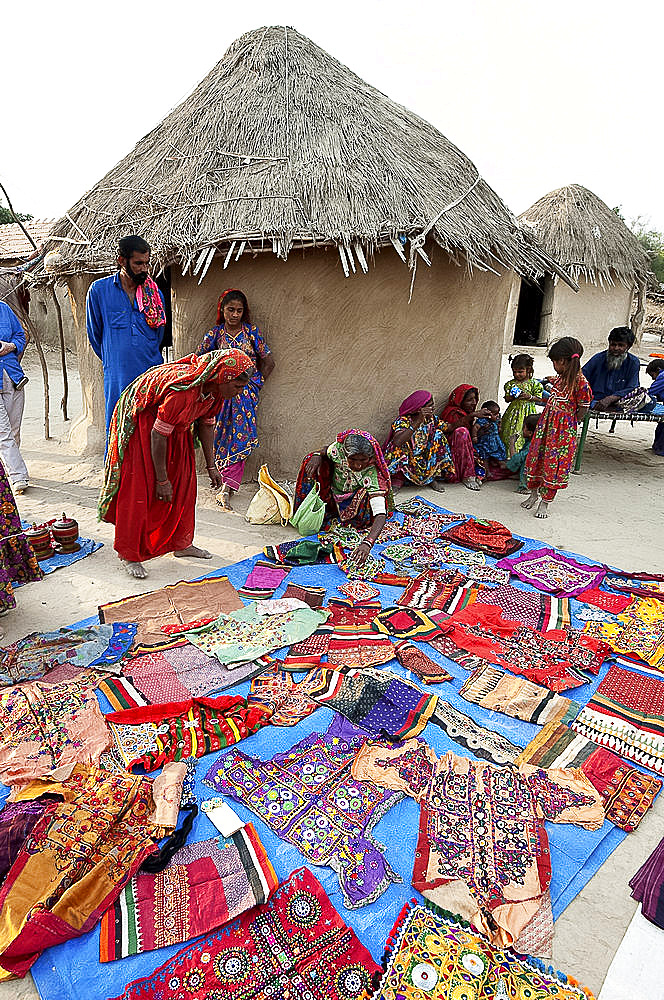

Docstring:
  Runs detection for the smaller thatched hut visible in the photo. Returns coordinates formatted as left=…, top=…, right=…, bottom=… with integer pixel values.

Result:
left=504, top=184, right=651, bottom=353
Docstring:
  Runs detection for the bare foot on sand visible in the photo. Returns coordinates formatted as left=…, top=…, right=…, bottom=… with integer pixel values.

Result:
left=122, top=559, right=148, bottom=579
left=534, top=500, right=550, bottom=519
left=521, top=490, right=538, bottom=509
left=215, top=485, right=233, bottom=511
left=463, top=477, right=481, bottom=491
left=431, top=479, right=446, bottom=493
left=174, top=545, right=212, bottom=559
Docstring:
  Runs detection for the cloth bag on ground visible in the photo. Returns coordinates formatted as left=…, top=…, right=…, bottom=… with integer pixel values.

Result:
left=290, top=482, right=325, bottom=536
left=245, top=465, right=293, bottom=525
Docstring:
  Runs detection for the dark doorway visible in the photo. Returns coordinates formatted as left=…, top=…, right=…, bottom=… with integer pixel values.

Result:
left=513, top=278, right=544, bottom=346
left=155, top=267, right=173, bottom=358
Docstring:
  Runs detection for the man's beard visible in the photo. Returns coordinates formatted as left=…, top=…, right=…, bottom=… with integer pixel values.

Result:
left=131, top=270, right=149, bottom=285
left=606, top=350, right=625, bottom=371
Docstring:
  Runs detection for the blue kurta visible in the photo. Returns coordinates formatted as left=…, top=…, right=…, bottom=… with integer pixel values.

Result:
left=582, top=350, right=640, bottom=403
left=86, top=273, right=164, bottom=430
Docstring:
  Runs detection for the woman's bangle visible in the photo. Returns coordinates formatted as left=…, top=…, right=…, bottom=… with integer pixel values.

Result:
left=156, top=478, right=168, bottom=486
left=206, top=466, right=217, bottom=471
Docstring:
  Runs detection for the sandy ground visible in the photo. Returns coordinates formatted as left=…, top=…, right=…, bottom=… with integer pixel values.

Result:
left=1, top=343, right=663, bottom=999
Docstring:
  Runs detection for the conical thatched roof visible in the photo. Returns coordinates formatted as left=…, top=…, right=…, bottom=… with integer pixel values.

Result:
left=43, top=26, right=569, bottom=284
left=519, top=184, right=650, bottom=286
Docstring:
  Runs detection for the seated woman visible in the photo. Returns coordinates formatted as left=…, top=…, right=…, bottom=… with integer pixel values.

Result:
left=294, top=430, right=393, bottom=566
left=99, top=350, right=253, bottom=579
left=439, top=385, right=488, bottom=490
left=383, top=390, right=454, bottom=492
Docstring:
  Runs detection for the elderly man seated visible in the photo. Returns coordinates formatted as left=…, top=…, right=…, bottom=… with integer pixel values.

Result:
left=582, top=326, right=640, bottom=410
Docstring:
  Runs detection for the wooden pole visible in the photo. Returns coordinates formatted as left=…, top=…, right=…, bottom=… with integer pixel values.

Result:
left=50, top=285, right=69, bottom=420
left=23, top=315, right=50, bottom=439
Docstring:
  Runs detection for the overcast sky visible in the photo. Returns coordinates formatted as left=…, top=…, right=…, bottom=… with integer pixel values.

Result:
left=3, top=0, right=662, bottom=234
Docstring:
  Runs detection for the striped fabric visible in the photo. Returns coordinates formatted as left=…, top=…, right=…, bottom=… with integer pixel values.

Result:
left=99, top=825, right=277, bottom=961
left=459, top=663, right=579, bottom=726
left=98, top=676, right=147, bottom=711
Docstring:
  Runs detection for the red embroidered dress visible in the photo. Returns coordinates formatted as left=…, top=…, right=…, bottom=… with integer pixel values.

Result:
left=525, top=373, right=592, bottom=497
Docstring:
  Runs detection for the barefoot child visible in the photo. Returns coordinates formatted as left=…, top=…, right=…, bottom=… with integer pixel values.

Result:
left=505, top=413, right=539, bottom=492
left=500, top=354, right=545, bottom=457
left=521, top=338, right=592, bottom=518
left=474, top=401, right=507, bottom=464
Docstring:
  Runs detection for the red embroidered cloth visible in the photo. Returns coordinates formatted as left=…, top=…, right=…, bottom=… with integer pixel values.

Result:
left=440, top=519, right=524, bottom=558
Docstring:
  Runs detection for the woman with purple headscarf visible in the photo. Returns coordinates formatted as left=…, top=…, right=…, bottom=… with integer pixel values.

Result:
left=383, top=391, right=455, bottom=491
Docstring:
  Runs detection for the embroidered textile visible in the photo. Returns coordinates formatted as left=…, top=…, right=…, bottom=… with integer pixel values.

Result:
left=334, top=545, right=387, bottom=582
left=464, top=564, right=510, bottom=586
left=150, top=761, right=187, bottom=835
left=571, top=665, right=664, bottom=775
left=237, top=560, right=291, bottom=600
left=99, top=577, right=244, bottom=653
left=372, top=606, right=443, bottom=641
left=604, top=571, right=664, bottom=603
left=576, top=607, right=615, bottom=622
left=579, top=587, right=632, bottom=614
left=431, top=603, right=611, bottom=692
left=0, top=800, right=53, bottom=882
left=100, top=825, right=277, bottom=961
left=111, top=867, right=380, bottom=1000
left=381, top=541, right=483, bottom=574
left=123, top=646, right=271, bottom=703
left=496, top=547, right=606, bottom=598
left=0, top=765, right=156, bottom=979
left=517, top=720, right=662, bottom=832
left=205, top=716, right=403, bottom=908
left=0, top=624, right=135, bottom=687
left=630, top=837, right=664, bottom=929
left=582, top=597, right=664, bottom=668
left=440, top=519, right=523, bottom=558
left=459, top=664, right=580, bottom=726
left=374, top=901, right=594, bottom=1000
left=263, top=538, right=334, bottom=565
left=109, top=720, right=159, bottom=769
left=427, top=633, right=486, bottom=673
left=394, top=640, right=454, bottom=685
left=282, top=582, right=326, bottom=608
left=352, top=742, right=603, bottom=946
left=396, top=570, right=468, bottom=611
left=337, top=580, right=380, bottom=603
left=475, top=582, right=571, bottom=631
left=307, top=667, right=438, bottom=739
left=0, top=466, right=43, bottom=614
left=185, top=602, right=329, bottom=665
left=0, top=673, right=111, bottom=786
left=286, top=599, right=395, bottom=671
left=105, top=695, right=272, bottom=772
left=248, top=668, right=319, bottom=726
left=98, top=676, right=147, bottom=710
left=429, top=701, right=523, bottom=766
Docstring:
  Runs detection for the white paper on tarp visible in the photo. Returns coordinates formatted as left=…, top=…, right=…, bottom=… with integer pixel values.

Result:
left=599, top=908, right=664, bottom=1000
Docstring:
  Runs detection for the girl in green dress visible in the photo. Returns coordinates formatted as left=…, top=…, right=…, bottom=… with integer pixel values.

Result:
left=499, top=354, right=545, bottom=457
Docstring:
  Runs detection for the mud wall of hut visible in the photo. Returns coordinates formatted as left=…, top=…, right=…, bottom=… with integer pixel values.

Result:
left=171, top=244, right=511, bottom=479
left=548, top=278, right=634, bottom=352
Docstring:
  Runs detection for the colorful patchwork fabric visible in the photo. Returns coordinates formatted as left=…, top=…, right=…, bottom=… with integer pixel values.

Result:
left=440, top=518, right=524, bottom=558
left=0, top=673, right=111, bottom=787
left=281, top=582, right=326, bottom=608
left=459, top=663, right=580, bottom=726
left=431, top=603, right=611, bottom=692
left=110, top=867, right=380, bottom=1000
left=582, top=597, right=664, bottom=668
left=105, top=695, right=272, bottom=772
left=184, top=603, right=329, bottom=665
left=352, top=742, right=603, bottom=947
left=496, top=547, right=606, bottom=598
left=579, top=587, right=632, bottom=614
left=205, top=716, right=403, bottom=908
left=237, top=560, right=291, bottom=600
left=571, top=665, right=664, bottom=775
left=475, top=582, right=571, bottom=631
left=0, top=624, right=135, bottom=687
left=286, top=600, right=394, bottom=671
left=0, top=765, right=157, bottom=980
left=100, top=825, right=277, bottom=961
left=374, top=901, right=595, bottom=1000
left=429, top=700, right=523, bottom=766
left=337, top=580, right=380, bottom=603
left=307, top=666, right=438, bottom=739
left=396, top=570, right=468, bottom=611
left=395, top=640, right=454, bottom=685
left=517, top=719, right=662, bottom=832
left=123, top=646, right=271, bottom=703
left=372, top=606, right=443, bottom=641
left=248, top=668, right=319, bottom=726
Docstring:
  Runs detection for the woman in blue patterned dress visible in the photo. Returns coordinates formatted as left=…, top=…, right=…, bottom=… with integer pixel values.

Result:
left=196, top=289, right=274, bottom=509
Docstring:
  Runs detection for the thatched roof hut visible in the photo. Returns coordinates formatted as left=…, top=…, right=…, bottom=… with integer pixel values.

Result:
left=47, top=26, right=570, bottom=468
left=505, top=184, right=651, bottom=354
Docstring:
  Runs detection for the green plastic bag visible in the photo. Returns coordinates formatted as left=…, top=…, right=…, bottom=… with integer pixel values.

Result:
left=290, top=484, right=326, bottom=536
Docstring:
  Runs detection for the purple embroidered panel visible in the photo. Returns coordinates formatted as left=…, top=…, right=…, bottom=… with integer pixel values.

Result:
left=204, top=715, right=402, bottom=909
left=496, top=547, right=606, bottom=598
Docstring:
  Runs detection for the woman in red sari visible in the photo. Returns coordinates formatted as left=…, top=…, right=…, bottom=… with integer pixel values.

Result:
left=99, top=350, right=253, bottom=578
left=440, top=385, right=489, bottom=491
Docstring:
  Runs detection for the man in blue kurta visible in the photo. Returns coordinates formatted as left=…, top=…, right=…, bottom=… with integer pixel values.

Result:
left=86, top=234, right=165, bottom=432
left=582, top=326, right=640, bottom=410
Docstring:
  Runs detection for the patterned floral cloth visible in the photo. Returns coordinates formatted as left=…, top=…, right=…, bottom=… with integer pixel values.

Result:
left=582, top=596, right=664, bottom=668
left=500, top=376, right=545, bottom=454
left=0, top=765, right=157, bottom=980
left=571, top=665, right=664, bottom=774
left=185, top=602, right=329, bottom=665
left=205, top=716, right=403, bottom=908
left=524, top=372, right=593, bottom=498
left=196, top=324, right=271, bottom=471
left=110, top=867, right=380, bottom=1000
left=459, top=664, right=580, bottom=727
left=0, top=623, right=135, bottom=687
left=496, top=547, right=606, bottom=598
left=0, top=672, right=111, bottom=786
left=0, top=462, right=42, bottom=613
left=517, top=719, right=662, bottom=832
left=579, top=586, right=632, bottom=614
left=100, top=825, right=278, bottom=960
left=375, top=901, right=594, bottom=1000
left=352, top=742, right=603, bottom=947
left=122, top=646, right=271, bottom=703
left=384, top=415, right=455, bottom=485
left=248, top=667, right=319, bottom=726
